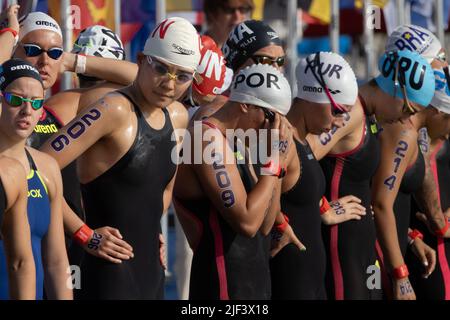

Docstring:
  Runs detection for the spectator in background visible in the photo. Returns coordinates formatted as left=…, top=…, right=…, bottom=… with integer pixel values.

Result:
left=203, top=0, right=254, bottom=47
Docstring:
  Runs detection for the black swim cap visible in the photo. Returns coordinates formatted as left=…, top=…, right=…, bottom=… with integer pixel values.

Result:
left=222, top=20, right=282, bottom=71
left=0, top=58, right=43, bottom=91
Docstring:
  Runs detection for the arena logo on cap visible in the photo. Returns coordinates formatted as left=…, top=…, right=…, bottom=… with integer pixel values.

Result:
left=35, top=20, right=59, bottom=29
left=234, top=71, right=280, bottom=90
left=380, top=54, right=426, bottom=89
left=395, top=26, right=432, bottom=53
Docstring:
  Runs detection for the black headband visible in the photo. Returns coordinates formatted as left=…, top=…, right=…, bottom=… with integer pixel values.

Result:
left=0, top=58, right=43, bottom=91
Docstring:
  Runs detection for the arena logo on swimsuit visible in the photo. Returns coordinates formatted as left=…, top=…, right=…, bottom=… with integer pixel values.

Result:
left=50, top=108, right=101, bottom=152
left=380, top=55, right=426, bottom=90
left=394, top=26, right=431, bottom=53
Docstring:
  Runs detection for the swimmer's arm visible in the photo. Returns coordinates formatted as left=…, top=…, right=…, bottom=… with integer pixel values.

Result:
left=259, top=180, right=282, bottom=236
left=413, top=131, right=448, bottom=231
left=0, top=5, right=19, bottom=63
left=44, top=89, right=84, bottom=125
left=372, top=124, right=416, bottom=273
left=162, top=102, right=189, bottom=212
left=194, top=138, right=279, bottom=238
left=40, top=93, right=127, bottom=169
left=41, top=157, right=73, bottom=300
left=163, top=169, right=177, bottom=214
left=306, top=101, right=363, bottom=160
left=260, top=141, right=296, bottom=235
left=0, top=160, right=36, bottom=299
left=62, top=53, right=138, bottom=86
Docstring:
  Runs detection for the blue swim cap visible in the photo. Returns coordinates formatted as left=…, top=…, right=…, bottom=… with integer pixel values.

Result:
left=375, top=50, right=435, bottom=107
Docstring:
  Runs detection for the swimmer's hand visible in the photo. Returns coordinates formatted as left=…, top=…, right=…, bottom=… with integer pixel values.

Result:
left=410, top=237, right=436, bottom=279
left=416, top=209, right=450, bottom=238
left=321, top=195, right=367, bottom=225
left=159, top=233, right=167, bottom=270
left=393, top=277, right=416, bottom=300
left=270, top=223, right=306, bottom=257
left=83, top=226, right=134, bottom=264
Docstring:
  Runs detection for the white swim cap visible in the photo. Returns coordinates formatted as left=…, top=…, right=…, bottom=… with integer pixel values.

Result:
left=19, top=12, right=62, bottom=40
left=386, top=24, right=441, bottom=63
left=431, top=67, right=450, bottom=114
left=229, top=64, right=292, bottom=115
left=143, top=17, right=201, bottom=72
left=296, top=52, right=358, bottom=106
left=72, top=25, right=125, bottom=60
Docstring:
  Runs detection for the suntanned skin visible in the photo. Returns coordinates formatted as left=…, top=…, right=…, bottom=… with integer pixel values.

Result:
left=40, top=54, right=190, bottom=263
left=0, top=77, right=72, bottom=299
left=0, top=156, right=36, bottom=300
left=174, top=103, right=288, bottom=243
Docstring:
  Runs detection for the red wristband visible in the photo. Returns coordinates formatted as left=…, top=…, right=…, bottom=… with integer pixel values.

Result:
left=393, top=264, right=409, bottom=280
left=261, top=160, right=281, bottom=177
left=73, top=224, right=94, bottom=246
left=434, top=218, right=449, bottom=238
left=0, top=28, right=18, bottom=38
left=408, top=229, right=423, bottom=243
left=320, top=196, right=331, bottom=215
left=0, top=28, right=18, bottom=45
left=274, top=213, right=290, bottom=233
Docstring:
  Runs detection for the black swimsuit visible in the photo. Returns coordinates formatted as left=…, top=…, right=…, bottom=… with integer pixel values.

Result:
left=408, top=139, right=450, bottom=300
left=270, top=138, right=327, bottom=299
left=77, top=91, right=176, bottom=299
left=174, top=121, right=271, bottom=300
left=320, top=111, right=381, bottom=300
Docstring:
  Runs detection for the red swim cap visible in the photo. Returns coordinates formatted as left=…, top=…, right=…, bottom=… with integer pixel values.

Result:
left=193, top=35, right=226, bottom=97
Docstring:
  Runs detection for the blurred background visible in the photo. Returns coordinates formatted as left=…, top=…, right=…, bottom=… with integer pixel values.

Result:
left=4, top=0, right=450, bottom=84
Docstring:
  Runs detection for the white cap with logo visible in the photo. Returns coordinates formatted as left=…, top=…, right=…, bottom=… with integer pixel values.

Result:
left=386, top=24, right=442, bottom=63
left=19, top=12, right=62, bottom=40
left=143, top=17, right=201, bottom=72
left=296, top=52, right=358, bottom=106
left=229, top=64, right=292, bottom=115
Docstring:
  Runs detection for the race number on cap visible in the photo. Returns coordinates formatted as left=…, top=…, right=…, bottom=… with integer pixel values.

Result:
left=143, top=17, right=201, bottom=71
left=229, top=64, right=292, bottom=115
left=19, top=12, right=62, bottom=40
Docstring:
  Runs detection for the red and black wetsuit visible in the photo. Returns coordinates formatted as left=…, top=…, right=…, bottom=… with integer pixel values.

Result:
left=320, top=109, right=382, bottom=300
left=270, top=138, right=327, bottom=299
left=408, top=139, right=450, bottom=300
left=76, top=91, right=176, bottom=299
left=174, top=121, right=271, bottom=300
